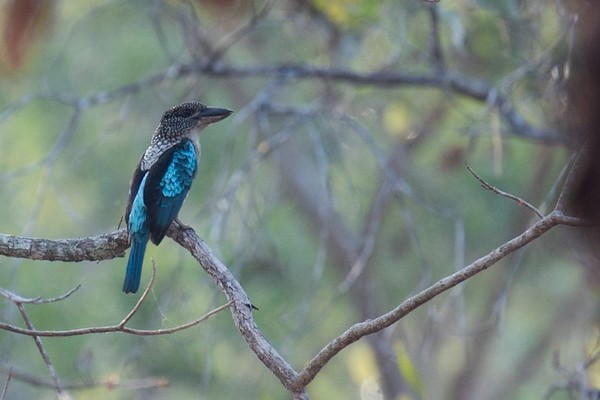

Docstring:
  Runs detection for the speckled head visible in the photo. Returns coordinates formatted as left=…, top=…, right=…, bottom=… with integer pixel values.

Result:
left=141, top=102, right=232, bottom=171
left=154, top=102, right=232, bottom=140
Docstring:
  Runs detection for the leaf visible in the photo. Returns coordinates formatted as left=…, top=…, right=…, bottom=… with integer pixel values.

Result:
left=1, top=0, right=53, bottom=72
left=383, top=101, right=411, bottom=138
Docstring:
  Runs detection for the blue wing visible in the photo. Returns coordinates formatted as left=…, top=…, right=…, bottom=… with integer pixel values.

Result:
left=124, top=173, right=150, bottom=293
left=144, top=139, right=198, bottom=245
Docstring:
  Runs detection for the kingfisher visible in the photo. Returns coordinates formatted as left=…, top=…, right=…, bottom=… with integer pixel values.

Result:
left=123, top=102, right=232, bottom=294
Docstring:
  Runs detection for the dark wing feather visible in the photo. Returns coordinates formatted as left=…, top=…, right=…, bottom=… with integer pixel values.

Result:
left=144, top=140, right=198, bottom=245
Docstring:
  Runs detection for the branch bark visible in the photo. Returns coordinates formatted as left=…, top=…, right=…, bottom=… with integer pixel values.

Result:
left=0, top=230, right=128, bottom=262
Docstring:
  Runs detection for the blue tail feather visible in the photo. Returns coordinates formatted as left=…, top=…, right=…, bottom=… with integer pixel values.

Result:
left=123, top=233, right=148, bottom=294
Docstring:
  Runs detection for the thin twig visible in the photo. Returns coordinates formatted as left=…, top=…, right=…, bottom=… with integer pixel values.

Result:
left=0, top=266, right=230, bottom=338
left=16, top=302, right=69, bottom=399
left=118, top=263, right=157, bottom=327
left=208, top=0, right=273, bottom=64
left=338, top=178, right=391, bottom=292
left=466, top=162, right=545, bottom=219
left=0, top=369, right=11, bottom=400
left=120, top=301, right=233, bottom=336
left=427, top=2, right=444, bottom=71
left=0, top=285, right=80, bottom=305
left=0, top=300, right=232, bottom=338
left=0, top=365, right=168, bottom=391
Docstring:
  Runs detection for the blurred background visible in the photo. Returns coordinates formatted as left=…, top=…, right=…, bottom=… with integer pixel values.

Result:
left=0, top=0, right=593, bottom=399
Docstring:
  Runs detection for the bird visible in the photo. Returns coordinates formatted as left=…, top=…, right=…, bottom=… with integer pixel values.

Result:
left=123, top=102, right=232, bottom=294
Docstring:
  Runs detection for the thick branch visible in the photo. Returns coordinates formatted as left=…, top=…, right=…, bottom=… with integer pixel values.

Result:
left=0, top=230, right=129, bottom=262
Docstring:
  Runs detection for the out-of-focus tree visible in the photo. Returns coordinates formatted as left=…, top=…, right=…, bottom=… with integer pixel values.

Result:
left=0, top=1, right=594, bottom=399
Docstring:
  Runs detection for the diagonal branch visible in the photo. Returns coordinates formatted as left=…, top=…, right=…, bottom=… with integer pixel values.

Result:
left=15, top=303, right=69, bottom=399
left=0, top=369, right=10, bottom=400
left=293, top=209, right=585, bottom=388
left=165, top=221, right=308, bottom=399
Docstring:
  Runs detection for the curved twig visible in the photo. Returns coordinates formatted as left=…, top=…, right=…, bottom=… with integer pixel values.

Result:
left=466, top=162, right=545, bottom=219
left=0, top=285, right=80, bottom=304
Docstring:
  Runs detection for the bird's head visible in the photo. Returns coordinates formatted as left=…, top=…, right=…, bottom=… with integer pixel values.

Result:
left=157, top=102, right=232, bottom=138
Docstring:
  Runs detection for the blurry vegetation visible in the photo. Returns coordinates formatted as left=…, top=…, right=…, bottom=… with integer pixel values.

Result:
left=0, top=0, right=594, bottom=399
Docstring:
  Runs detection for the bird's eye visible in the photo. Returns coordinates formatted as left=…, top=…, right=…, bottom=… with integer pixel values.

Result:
left=174, top=107, right=196, bottom=118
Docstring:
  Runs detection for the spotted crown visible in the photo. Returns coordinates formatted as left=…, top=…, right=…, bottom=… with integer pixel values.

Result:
left=152, top=102, right=208, bottom=141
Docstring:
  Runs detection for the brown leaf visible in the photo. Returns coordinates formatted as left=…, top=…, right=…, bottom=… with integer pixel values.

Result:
left=2, top=0, right=52, bottom=71
left=440, top=145, right=465, bottom=172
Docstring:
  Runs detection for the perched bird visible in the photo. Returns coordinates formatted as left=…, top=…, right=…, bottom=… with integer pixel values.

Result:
left=123, top=102, right=232, bottom=294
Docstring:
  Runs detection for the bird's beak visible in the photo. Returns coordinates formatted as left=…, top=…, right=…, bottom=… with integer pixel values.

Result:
left=197, top=107, right=233, bottom=124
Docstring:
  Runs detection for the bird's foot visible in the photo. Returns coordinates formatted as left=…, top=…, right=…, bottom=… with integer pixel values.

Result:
left=175, top=218, right=194, bottom=233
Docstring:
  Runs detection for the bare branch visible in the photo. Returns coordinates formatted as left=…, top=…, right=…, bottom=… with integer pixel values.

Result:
left=16, top=303, right=69, bottom=399
left=0, top=264, right=230, bottom=338
left=199, top=63, right=564, bottom=143
left=427, top=2, right=444, bottom=71
left=338, top=177, right=391, bottom=292
left=0, top=285, right=80, bottom=305
left=0, top=229, right=129, bottom=262
left=0, top=365, right=168, bottom=391
left=208, top=0, right=273, bottom=64
left=294, top=210, right=586, bottom=388
left=2, top=60, right=561, bottom=145
left=0, top=300, right=232, bottom=338
left=118, top=263, right=157, bottom=327
left=0, top=369, right=11, bottom=400
left=165, top=221, right=308, bottom=399
left=120, top=301, right=233, bottom=336
left=466, top=162, right=545, bottom=219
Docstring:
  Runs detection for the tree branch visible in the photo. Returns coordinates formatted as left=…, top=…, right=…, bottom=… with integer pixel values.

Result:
left=0, top=230, right=129, bottom=262
left=15, top=302, right=68, bottom=398
left=0, top=299, right=232, bottom=338
left=0, top=365, right=168, bottom=391
left=294, top=210, right=585, bottom=388
left=466, top=162, right=545, bottom=219
left=8, top=60, right=563, bottom=145
left=165, top=221, right=309, bottom=399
